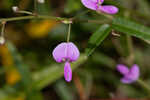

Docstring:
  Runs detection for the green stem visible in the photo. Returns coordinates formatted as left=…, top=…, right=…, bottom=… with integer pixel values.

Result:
left=96, top=11, right=114, bottom=20
left=1, top=22, right=6, bottom=37
left=0, top=16, right=35, bottom=22
left=67, top=23, right=71, bottom=42
left=137, top=79, right=150, bottom=94
left=127, top=35, right=133, bottom=54
left=126, top=35, right=134, bottom=65
left=17, top=10, right=33, bottom=15
left=0, top=15, right=67, bottom=22
left=0, top=15, right=110, bottom=24
left=34, top=0, right=37, bottom=14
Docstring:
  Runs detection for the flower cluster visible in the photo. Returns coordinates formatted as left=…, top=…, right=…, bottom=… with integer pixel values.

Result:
left=81, top=0, right=118, bottom=14
left=117, top=64, right=140, bottom=84
left=52, top=0, right=119, bottom=83
left=52, top=42, right=80, bottom=82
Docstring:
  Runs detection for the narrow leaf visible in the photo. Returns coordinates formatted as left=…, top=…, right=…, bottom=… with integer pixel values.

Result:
left=85, top=24, right=111, bottom=56
left=112, top=17, right=150, bottom=41
left=32, top=54, right=87, bottom=90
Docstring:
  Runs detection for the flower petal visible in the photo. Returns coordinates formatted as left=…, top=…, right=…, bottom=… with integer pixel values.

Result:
left=52, top=42, right=67, bottom=63
left=67, top=42, right=80, bottom=62
left=100, top=0, right=104, bottom=4
left=98, top=5, right=118, bottom=14
left=117, top=64, right=129, bottom=75
left=129, top=64, right=140, bottom=81
left=121, top=77, right=134, bottom=84
left=81, top=0, right=98, bottom=10
left=64, top=62, right=72, bottom=82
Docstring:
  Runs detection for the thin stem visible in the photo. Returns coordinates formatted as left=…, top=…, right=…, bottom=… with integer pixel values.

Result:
left=96, top=11, right=114, bottom=20
left=0, top=15, right=66, bottom=22
left=1, top=22, right=6, bottom=37
left=34, top=0, right=37, bottom=14
left=0, top=16, right=35, bottom=22
left=67, top=23, right=71, bottom=42
left=126, top=35, right=134, bottom=65
left=17, top=10, right=33, bottom=15
left=73, top=73, right=86, bottom=100
left=0, top=15, right=109, bottom=24
left=137, top=79, right=150, bottom=95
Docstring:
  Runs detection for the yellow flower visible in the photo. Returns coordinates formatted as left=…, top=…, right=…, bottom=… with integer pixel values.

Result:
left=0, top=45, right=13, bottom=66
left=0, top=45, right=21, bottom=85
left=6, top=68, right=21, bottom=85
left=26, top=20, right=58, bottom=38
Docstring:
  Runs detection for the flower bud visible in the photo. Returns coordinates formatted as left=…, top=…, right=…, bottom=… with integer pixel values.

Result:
left=0, top=36, right=5, bottom=45
left=12, top=6, right=19, bottom=12
left=37, top=0, right=45, bottom=3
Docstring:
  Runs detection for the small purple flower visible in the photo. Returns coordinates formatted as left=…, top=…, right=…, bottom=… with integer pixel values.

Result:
left=81, top=0, right=118, bottom=14
left=52, top=42, right=80, bottom=82
left=117, top=64, right=140, bottom=84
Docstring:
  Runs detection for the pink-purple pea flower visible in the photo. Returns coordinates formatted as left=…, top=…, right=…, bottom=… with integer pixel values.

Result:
left=81, top=0, right=118, bottom=14
left=117, top=64, right=140, bottom=84
left=52, top=42, right=80, bottom=82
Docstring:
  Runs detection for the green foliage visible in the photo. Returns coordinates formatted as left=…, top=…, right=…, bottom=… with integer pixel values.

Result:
left=85, top=24, right=111, bottom=56
left=1, top=0, right=150, bottom=99
left=112, top=17, right=150, bottom=41
left=32, top=54, right=87, bottom=90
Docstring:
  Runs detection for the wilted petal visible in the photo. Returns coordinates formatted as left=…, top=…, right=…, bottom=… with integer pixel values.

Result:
left=98, top=5, right=118, bottom=14
left=52, top=42, right=67, bottom=63
left=67, top=42, right=80, bottom=62
left=81, top=0, right=98, bottom=10
left=64, top=62, right=72, bottom=82
left=117, top=64, right=129, bottom=75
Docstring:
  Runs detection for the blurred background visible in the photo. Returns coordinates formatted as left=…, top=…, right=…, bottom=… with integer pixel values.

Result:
left=0, top=0, right=150, bottom=100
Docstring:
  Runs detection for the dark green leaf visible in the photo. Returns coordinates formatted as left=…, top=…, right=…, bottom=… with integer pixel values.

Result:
left=112, top=17, right=150, bottom=41
left=85, top=24, right=111, bottom=56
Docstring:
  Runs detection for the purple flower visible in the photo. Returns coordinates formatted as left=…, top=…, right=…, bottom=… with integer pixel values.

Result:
left=64, top=62, right=72, bottom=82
left=81, top=0, right=118, bottom=14
left=52, top=42, right=80, bottom=82
left=117, top=64, right=140, bottom=84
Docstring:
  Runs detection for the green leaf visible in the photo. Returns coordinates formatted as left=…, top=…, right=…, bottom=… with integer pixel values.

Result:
left=112, top=17, right=150, bottom=41
left=54, top=80, right=74, bottom=100
left=85, top=24, right=111, bottom=56
left=32, top=54, right=87, bottom=90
